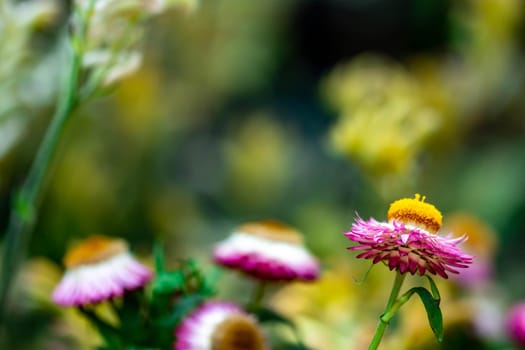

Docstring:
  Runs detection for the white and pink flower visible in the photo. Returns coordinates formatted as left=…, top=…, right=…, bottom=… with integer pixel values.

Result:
left=174, top=301, right=265, bottom=350
left=213, top=221, right=320, bottom=282
left=52, top=236, right=152, bottom=306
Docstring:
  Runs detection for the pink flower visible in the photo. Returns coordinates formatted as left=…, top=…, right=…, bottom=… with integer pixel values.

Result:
left=344, top=195, right=473, bottom=278
left=174, top=301, right=265, bottom=350
left=507, top=302, right=525, bottom=347
left=213, top=221, right=320, bottom=282
left=52, top=236, right=152, bottom=306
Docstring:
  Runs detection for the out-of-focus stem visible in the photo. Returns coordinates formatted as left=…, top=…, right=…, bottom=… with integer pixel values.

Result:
left=0, top=3, right=91, bottom=325
left=249, top=281, right=267, bottom=312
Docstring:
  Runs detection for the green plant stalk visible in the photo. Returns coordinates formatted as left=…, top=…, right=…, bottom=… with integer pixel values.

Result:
left=0, top=15, right=86, bottom=323
left=368, top=271, right=406, bottom=350
left=249, top=281, right=267, bottom=312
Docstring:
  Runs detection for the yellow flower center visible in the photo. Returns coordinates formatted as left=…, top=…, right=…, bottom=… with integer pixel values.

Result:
left=212, top=314, right=265, bottom=350
left=387, top=194, right=442, bottom=233
left=238, top=220, right=304, bottom=245
left=64, top=236, right=128, bottom=268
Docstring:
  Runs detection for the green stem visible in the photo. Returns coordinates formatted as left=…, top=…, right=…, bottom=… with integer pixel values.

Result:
left=368, top=272, right=406, bottom=350
left=249, top=281, right=267, bottom=312
left=78, top=307, right=123, bottom=349
left=0, top=12, right=86, bottom=323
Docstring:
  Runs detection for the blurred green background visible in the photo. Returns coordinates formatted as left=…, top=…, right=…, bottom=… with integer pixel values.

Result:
left=2, top=0, right=525, bottom=349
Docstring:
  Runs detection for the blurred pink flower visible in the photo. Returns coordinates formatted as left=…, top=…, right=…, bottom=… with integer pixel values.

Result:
left=174, top=301, right=265, bottom=350
left=507, top=302, right=525, bottom=347
left=52, top=236, right=151, bottom=306
left=214, top=221, right=319, bottom=282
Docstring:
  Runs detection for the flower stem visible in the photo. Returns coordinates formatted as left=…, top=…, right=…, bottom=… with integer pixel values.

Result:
left=249, top=281, right=267, bottom=311
left=368, top=272, right=406, bottom=350
left=0, top=13, right=86, bottom=324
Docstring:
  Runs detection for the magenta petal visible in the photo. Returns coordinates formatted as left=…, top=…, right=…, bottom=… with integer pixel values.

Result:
left=344, top=215, right=473, bottom=278
left=213, top=233, right=320, bottom=282
left=52, top=253, right=152, bottom=307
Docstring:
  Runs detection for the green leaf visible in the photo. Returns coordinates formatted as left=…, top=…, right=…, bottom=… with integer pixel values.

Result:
left=411, top=287, right=444, bottom=342
left=425, top=275, right=441, bottom=305
left=14, top=191, right=34, bottom=222
left=153, top=242, right=165, bottom=274
left=155, top=294, right=205, bottom=328
left=255, top=307, right=295, bottom=328
left=118, top=291, right=147, bottom=344
left=280, top=343, right=311, bottom=350
left=151, top=271, right=185, bottom=295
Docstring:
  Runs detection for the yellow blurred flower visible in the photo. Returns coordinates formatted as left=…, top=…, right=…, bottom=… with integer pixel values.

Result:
left=324, top=55, right=442, bottom=194
left=444, top=212, right=498, bottom=260
left=223, top=113, right=293, bottom=209
left=443, top=212, right=499, bottom=288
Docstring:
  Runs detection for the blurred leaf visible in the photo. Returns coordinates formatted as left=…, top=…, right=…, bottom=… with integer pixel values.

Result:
left=154, top=241, right=165, bottom=274
left=280, top=343, right=311, bottom=350
left=119, top=291, right=147, bottom=345
left=255, top=307, right=295, bottom=327
left=14, top=191, right=34, bottom=222
left=155, top=293, right=205, bottom=328
left=151, top=271, right=185, bottom=295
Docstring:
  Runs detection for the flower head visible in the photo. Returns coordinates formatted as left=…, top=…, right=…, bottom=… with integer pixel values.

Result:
left=52, top=236, right=152, bottom=306
left=506, top=301, right=525, bottom=346
left=174, top=301, right=265, bottom=350
left=507, top=302, right=525, bottom=347
left=213, top=220, right=320, bottom=282
left=344, top=194, right=473, bottom=278
left=323, top=56, right=442, bottom=188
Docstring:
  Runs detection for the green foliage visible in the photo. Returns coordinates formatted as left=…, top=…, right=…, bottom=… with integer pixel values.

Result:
left=410, top=287, right=444, bottom=342
left=76, top=246, right=215, bottom=350
left=379, top=275, right=443, bottom=346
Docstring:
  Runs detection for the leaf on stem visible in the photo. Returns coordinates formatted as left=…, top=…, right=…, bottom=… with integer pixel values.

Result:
left=411, top=287, right=444, bottom=342
left=153, top=241, right=165, bottom=274
left=425, top=275, right=441, bottom=305
left=151, top=271, right=185, bottom=295
left=155, top=293, right=205, bottom=328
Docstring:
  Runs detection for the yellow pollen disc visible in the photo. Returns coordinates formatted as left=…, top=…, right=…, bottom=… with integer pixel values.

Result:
left=237, top=220, right=304, bottom=245
left=211, top=314, right=265, bottom=350
left=64, top=236, right=128, bottom=268
left=387, top=194, right=442, bottom=233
